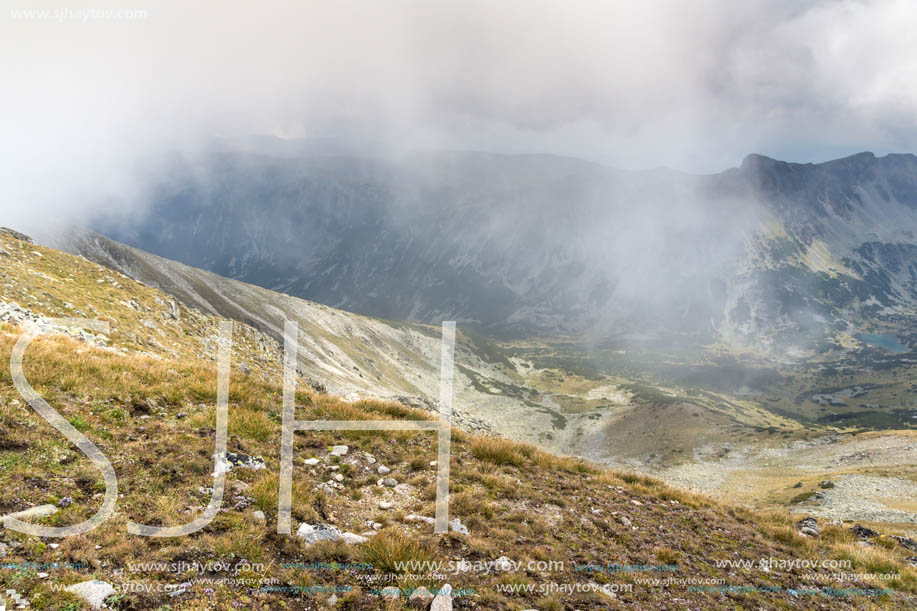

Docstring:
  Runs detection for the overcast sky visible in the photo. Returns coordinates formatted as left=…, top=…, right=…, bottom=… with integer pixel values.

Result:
left=2, top=0, right=916, bottom=226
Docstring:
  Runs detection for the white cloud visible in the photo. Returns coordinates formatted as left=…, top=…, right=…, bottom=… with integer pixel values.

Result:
left=1, top=0, right=916, bottom=227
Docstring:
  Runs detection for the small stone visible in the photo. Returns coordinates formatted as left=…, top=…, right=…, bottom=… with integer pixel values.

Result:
left=341, top=532, right=368, bottom=544
left=333, top=474, right=344, bottom=482
left=430, top=461, right=438, bottom=467
left=382, top=477, right=398, bottom=487
left=330, top=445, right=349, bottom=456
left=328, top=594, right=338, bottom=606
left=379, top=501, right=394, bottom=510
left=304, top=458, right=320, bottom=466
left=795, top=516, right=819, bottom=538
left=378, top=465, right=391, bottom=475
left=296, top=523, right=342, bottom=547
left=620, top=516, right=633, bottom=528
left=449, top=518, right=469, bottom=536
left=851, top=524, right=879, bottom=540
left=225, top=452, right=266, bottom=471
left=38, top=571, right=49, bottom=579
left=372, top=522, right=383, bottom=530
left=253, top=511, right=266, bottom=521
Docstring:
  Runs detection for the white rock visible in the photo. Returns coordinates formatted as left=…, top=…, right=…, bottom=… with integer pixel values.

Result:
left=379, top=501, right=394, bottom=510
left=377, top=465, right=391, bottom=475
left=333, top=474, right=344, bottom=482
left=330, top=445, right=349, bottom=456
left=66, top=580, right=116, bottom=610
left=38, top=571, right=49, bottom=578
left=0, top=504, right=59, bottom=525
left=405, top=514, right=435, bottom=525
left=253, top=510, right=266, bottom=521
left=304, top=458, right=320, bottom=466
left=449, top=518, right=469, bottom=536
left=296, top=523, right=342, bottom=546
left=341, top=532, right=368, bottom=544
left=430, top=583, right=453, bottom=611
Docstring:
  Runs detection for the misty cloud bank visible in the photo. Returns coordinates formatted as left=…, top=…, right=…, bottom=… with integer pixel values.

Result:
left=2, top=0, right=917, bottom=231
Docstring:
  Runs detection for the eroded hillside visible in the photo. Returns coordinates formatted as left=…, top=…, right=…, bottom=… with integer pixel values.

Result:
left=1, top=231, right=916, bottom=610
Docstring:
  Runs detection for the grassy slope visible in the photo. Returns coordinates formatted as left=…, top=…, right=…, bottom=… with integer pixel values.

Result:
left=1, top=235, right=916, bottom=610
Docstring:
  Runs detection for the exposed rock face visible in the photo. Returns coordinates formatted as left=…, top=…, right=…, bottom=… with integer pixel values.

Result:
left=0, top=227, right=34, bottom=243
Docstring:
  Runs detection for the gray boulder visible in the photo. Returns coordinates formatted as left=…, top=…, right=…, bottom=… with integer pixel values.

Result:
left=795, top=516, right=819, bottom=537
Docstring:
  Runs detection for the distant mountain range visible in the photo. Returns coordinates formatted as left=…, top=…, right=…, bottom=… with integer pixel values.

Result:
left=90, top=148, right=917, bottom=358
